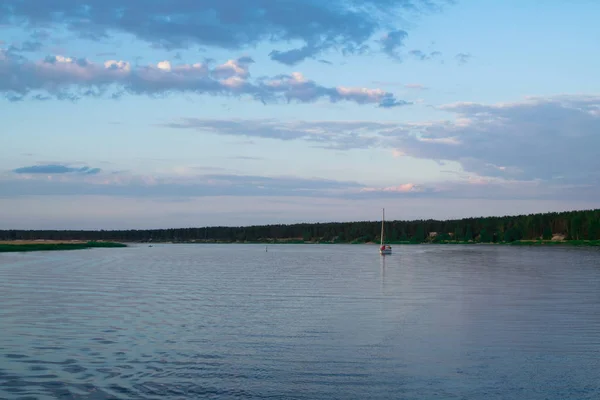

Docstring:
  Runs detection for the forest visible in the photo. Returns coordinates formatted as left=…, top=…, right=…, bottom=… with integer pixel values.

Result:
left=1, top=209, right=600, bottom=244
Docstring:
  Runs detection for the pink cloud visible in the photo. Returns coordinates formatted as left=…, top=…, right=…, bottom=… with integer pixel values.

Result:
left=361, top=183, right=420, bottom=193
left=0, top=52, right=409, bottom=107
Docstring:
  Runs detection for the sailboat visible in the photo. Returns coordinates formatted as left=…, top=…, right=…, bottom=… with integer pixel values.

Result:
left=379, top=208, right=392, bottom=255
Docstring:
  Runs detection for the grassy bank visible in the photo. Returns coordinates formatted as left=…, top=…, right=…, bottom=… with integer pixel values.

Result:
left=0, top=241, right=127, bottom=253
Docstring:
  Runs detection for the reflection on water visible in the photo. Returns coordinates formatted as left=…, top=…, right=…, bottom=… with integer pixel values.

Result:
left=1, top=244, right=599, bottom=399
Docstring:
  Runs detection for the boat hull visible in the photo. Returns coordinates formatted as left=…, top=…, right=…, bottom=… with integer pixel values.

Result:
left=379, top=249, right=392, bottom=255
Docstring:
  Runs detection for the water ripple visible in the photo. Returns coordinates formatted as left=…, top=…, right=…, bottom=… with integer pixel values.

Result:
left=1, top=244, right=599, bottom=399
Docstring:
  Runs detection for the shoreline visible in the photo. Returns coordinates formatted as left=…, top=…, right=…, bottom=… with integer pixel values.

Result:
left=129, top=239, right=600, bottom=247
left=2, top=239, right=598, bottom=252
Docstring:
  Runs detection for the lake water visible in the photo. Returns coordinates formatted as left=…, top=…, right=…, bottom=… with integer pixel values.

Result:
left=1, top=244, right=599, bottom=399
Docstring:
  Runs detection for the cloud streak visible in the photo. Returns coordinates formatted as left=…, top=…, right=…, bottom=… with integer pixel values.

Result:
left=409, top=50, right=442, bottom=61
left=163, top=119, right=398, bottom=150
left=1, top=169, right=597, bottom=202
left=455, top=53, right=472, bottom=64
left=404, top=83, right=428, bottom=90
left=13, top=164, right=101, bottom=175
left=166, top=95, right=600, bottom=185
left=1, top=171, right=364, bottom=198
left=1, top=0, right=451, bottom=64
left=0, top=51, right=408, bottom=107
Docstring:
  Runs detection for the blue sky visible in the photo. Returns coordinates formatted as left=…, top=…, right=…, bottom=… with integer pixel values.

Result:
left=1, top=0, right=599, bottom=229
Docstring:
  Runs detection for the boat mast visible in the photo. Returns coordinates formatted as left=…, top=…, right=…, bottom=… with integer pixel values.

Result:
left=381, top=208, right=385, bottom=246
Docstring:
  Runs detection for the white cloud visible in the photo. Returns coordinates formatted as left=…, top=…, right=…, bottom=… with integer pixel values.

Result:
left=156, top=60, right=172, bottom=71
left=416, top=136, right=460, bottom=145
left=211, top=57, right=253, bottom=80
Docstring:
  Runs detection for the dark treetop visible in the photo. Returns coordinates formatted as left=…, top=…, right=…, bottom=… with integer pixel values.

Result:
left=2, top=209, right=600, bottom=244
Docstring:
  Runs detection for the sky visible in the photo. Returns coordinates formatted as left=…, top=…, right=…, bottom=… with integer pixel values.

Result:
left=1, top=0, right=600, bottom=229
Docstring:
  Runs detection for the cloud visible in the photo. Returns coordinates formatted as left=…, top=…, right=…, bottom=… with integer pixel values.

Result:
left=380, top=29, right=408, bottom=59
left=361, top=183, right=421, bottom=193
left=0, top=51, right=408, bottom=107
left=13, top=164, right=101, bottom=175
left=393, top=95, right=600, bottom=184
left=165, top=95, right=600, bottom=185
left=8, top=41, right=43, bottom=53
left=408, top=50, right=442, bottom=61
left=4, top=30, right=50, bottom=55
left=164, top=118, right=399, bottom=150
left=257, top=72, right=410, bottom=108
left=0, top=171, right=366, bottom=198
left=404, top=83, right=428, bottom=90
left=392, top=149, right=406, bottom=158
left=1, top=169, right=597, bottom=203
left=0, top=0, right=451, bottom=64
left=269, top=45, right=325, bottom=66
left=210, top=56, right=254, bottom=80
left=231, top=156, right=263, bottom=161
left=455, top=52, right=472, bottom=64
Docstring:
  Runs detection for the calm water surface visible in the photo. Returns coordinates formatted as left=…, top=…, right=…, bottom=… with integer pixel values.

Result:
left=1, top=244, right=599, bottom=399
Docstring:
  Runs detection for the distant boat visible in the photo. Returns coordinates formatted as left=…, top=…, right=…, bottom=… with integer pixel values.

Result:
left=379, top=208, right=392, bottom=255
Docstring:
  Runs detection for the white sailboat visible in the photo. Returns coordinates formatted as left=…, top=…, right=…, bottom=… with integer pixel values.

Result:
left=379, top=208, right=392, bottom=255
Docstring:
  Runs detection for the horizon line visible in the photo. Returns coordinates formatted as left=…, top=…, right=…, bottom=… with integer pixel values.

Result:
left=2, top=207, right=598, bottom=232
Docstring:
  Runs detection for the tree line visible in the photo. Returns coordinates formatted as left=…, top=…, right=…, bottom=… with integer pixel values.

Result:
left=2, top=208, right=600, bottom=244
